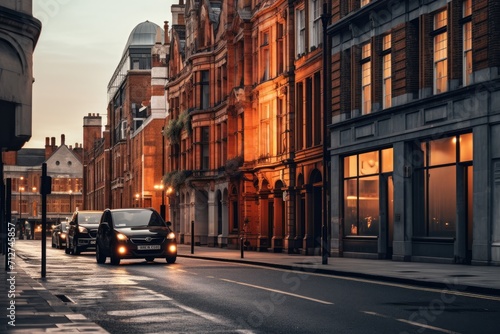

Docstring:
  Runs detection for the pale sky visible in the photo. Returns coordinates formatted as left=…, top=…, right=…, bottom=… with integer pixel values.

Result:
left=26, top=0, right=173, bottom=148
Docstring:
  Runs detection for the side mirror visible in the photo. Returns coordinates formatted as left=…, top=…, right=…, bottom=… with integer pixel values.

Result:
left=166, top=221, right=172, bottom=227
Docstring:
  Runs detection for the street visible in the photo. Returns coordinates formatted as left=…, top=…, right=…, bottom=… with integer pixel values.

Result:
left=10, top=239, right=500, bottom=334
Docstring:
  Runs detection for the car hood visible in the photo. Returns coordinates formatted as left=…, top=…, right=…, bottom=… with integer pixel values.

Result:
left=115, top=226, right=171, bottom=237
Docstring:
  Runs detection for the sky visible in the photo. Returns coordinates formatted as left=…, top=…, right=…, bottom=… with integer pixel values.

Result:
left=25, top=0, right=173, bottom=148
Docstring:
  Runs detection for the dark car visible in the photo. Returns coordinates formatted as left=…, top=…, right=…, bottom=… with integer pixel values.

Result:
left=66, top=210, right=102, bottom=255
left=51, top=221, right=68, bottom=249
left=96, top=208, right=177, bottom=265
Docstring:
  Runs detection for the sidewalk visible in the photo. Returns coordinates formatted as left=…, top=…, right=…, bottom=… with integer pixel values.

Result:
left=0, top=254, right=109, bottom=333
left=1, top=245, right=499, bottom=333
left=177, top=244, right=500, bottom=296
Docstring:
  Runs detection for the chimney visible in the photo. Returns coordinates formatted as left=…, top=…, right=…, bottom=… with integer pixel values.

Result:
left=61, top=134, right=65, bottom=146
left=164, top=21, right=170, bottom=44
left=45, top=137, right=49, bottom=147
left=51, top=137, right=56, bottom=147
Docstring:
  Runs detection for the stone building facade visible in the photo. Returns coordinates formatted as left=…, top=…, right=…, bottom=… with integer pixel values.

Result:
left=328, top=0, right=500, bottom=265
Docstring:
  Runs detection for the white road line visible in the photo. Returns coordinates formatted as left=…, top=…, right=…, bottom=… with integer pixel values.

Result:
left=220, top=278, right=333, bottom=305
left=225, top=262, right=500, bottom=302
left=363, top=311, right=461, bottom=334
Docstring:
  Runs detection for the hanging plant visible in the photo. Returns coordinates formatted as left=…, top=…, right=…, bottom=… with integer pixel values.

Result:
left=163, top=110, right=192, bottom=144
left=163, top=170, right=192, bottom=190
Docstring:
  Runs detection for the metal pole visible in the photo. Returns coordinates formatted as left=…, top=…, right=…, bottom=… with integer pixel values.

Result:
left=161, top=127, right=166, bottom=220
left=240, top=237, right=244, bottom=258
left=41, top=163, right=47, bottom=278
left=321, top=2, right=332, bottom=265
left=190, top=220, right=194, bottom=254
left=4, top=179, right=11, bottom=270
left=0, top=153, right=4, bottom=257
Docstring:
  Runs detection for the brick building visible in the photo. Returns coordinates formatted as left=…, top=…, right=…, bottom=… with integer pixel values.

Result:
left=162, top=0, right=330, bottom=254
left=328, top=0, right=500, bottom=265
left=2, top=135, right=84, bottom=237
left=83, top=21, right=167, bottom=214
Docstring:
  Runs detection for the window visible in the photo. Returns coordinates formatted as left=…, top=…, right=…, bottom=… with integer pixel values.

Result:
left=413, top=134, right=473, bottom=238
left=296, top=82, right=304, bottom=149
left=277, top=98, right=284, bottom=154
left=261, top=31, right=270, bottom=81
left=201, top=127, right=209, bottom=170
left=200, top=70, right=209, bottom=109
left=463, top=0, right=472, bottom=86
left=260, top=103, right=270, bottom=157
left=361, top=43, right=372, bottom=114
left=433, top=9, right=448, bottom=94
left=310, top=0, right=322, bottom=48
left=296, top=7, right=306, bottom=57
left=277, top=23, right=284, bottom=74
left=382, top=34, right=392, bottom=109
left=343, top=149, right=393, bottom=236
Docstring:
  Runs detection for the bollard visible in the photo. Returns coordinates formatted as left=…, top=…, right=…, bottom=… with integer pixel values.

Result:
left=240, top=238, right=244, bottom=258
left=190, top=220, right=194, bottom=254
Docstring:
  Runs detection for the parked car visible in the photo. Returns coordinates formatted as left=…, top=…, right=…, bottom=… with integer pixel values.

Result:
left=66, top=210, right=102, bottom=255
left=96, top=208, right=177, bottom=265
left=51, top=221, right=69, bottom=249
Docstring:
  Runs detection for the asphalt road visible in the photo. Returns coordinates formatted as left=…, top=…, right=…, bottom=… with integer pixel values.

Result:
left=14, top=240, right=500, bottom=334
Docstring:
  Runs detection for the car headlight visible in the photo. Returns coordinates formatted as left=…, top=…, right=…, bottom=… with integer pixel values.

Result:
left=78, top=226, right=88, bottom=233
left=60, top=234, right=66, bottom=239
left=116, top=233, right=128, bottom=241
left=167, top=232, right=176, bottom=240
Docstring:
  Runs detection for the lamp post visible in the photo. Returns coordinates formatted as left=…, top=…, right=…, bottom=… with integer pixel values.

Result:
left=154, top=184, right=166, bottom=220
left=321, top=2, right=332, bottom=265
left=19, top=182, right=25, bottom=239
left=135, top=193, right=140, bottom=207
left=68, top=189, right=73, bottom=214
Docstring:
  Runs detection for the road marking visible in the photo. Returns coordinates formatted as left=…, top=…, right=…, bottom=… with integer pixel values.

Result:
left=220, top=278, right=333, bottom=305
left=226, top=262, right=500, bottom=302
left=363, top=311, right=461, bottom=334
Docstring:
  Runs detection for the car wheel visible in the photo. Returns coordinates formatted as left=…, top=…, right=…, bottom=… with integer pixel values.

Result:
left=166, top=256, right=176, bottom=264
left=72, top=240, right=80, bottom=255
left=96, top=244, right=106, bottom=264
left=145, top=257, right=154, bottom=262
left=110, top=254, right=120, bottom=265
left=110, top=249, right=120, bottom=265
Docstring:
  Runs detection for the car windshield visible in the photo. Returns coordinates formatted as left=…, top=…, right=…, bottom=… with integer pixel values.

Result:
left=79, top=213, right=101, bottom=224
left=111, top=210, right=165, bottom=228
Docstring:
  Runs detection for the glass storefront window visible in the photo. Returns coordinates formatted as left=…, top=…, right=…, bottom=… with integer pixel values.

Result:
left=344, top=155, right=358, bottom=178
left=381, top=148, right=393, bottom=173
left=415, top=133, right=472, bottom=238
left=343, top=148, right=392, bottom=237
left=359, top=151, right=379, bottom=175
left=428, top=166, right=456, bottom=237
left=427, top=137, right=455, bottom=166
left=459, top=133, right=473, bottom=162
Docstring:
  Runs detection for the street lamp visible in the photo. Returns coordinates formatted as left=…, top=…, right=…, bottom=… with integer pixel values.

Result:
left=321, top=2, right=332, bottom=265
left=68, top=189, right=73, bottom=213
left=135, top=193, right=140, bottom=207
left=19, top=180, right=25, bottom=239
left=154, top=183, right=166, bottom=220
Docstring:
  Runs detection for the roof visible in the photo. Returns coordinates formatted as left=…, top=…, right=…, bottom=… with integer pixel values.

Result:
left=16, top=149, right=45, bottom=166
left=122, top=21, right=164, bottom=56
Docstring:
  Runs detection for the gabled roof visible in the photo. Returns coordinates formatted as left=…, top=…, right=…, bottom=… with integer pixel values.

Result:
left=45, top=145, right=83, bottom=178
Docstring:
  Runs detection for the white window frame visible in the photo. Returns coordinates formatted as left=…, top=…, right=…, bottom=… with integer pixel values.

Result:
left=310, top=0, right=322, bottom=49
left=361, top=43, right=372, bottom=115
left=433, top=10, right=448, bottom=95
left=296, top=7, right=306, bottom=57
